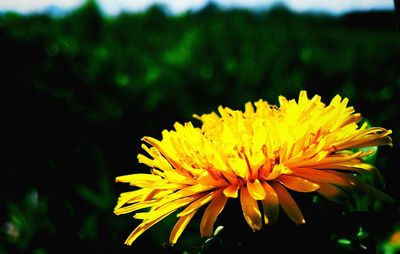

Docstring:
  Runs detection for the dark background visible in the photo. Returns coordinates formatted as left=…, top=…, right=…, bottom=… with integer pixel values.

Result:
left=1, top=1, right=399, bottom=253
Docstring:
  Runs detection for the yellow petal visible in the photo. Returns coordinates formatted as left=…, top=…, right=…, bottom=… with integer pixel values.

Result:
left=114, top=189, right=149, bottom=210
left=114, top=200, right=156, bottom=215
left=353, top=135, right=392, bottom=148
left=154, top=184, right=216, bottom=211
left=142, top=136, right=183, bottom=171
left=229, top=157, right=248, bottom=179
left=270, top=181, right=305, bottom=224
left=169, top=210, right=198, bottom=244
left=277, top=175, right=319, bottom=192
left=318, top=151, right=365, bottom=165
left=200, top=190, right=228, bottom=237
left=148, top=182, right=188, bottom=190
left=142, top=189, right=174, bottom=202
left=333, top=128, right=392, bottom=150
left=115, top=173, right=162, bottom=186
left=298, top=90, right=309, bottom=106
left=240, top=186, right=262, bottom=231
left=164, top=170, right=195, bottom=184
left=135, top=194, right=203, bottom=220
left=247, top=179, right=266, bottom=200
left=177, top=191, right=216, bottom=217
left=125, top=210, right=174, bottom=245
left=137, top=154, right=156, bottom=168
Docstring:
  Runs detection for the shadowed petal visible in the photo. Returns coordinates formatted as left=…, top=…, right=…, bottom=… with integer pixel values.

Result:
left=261, top=182, right=279, bottom=224
left=177, top=191, right=217, bottom=217
left=317, top=183, right=349, bottom=203
left=361, top=182, right=395, bottom=203
left=200, top=190, right=228, bottom=237
left=315, top=162, right=384, bottom=186
left=277, top=175, right=319, bottom=192
left=292, top=168, right=356, bottom=189
left=240, top=186, right=262, bottom=231
left=270, top=181, right=305, bottom=224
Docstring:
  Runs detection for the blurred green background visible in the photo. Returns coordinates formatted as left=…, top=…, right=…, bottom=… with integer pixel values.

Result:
left=1, top=1, right=399, bottom=253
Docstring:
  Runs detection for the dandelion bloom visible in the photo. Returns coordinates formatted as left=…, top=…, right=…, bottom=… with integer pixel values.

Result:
left=114, top=91, right=393, bottom=245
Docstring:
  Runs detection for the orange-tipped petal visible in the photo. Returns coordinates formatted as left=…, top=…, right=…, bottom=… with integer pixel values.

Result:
left=270, top=181, right=305, bottom=224
left=197, top=170, right=226, bottom=187
left=223, top=184, right=240, bottom=198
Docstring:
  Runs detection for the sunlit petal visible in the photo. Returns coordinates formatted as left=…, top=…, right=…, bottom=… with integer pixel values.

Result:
left=223, top=184, right=240, bottom=198
left=247, top=178, right=266, bottom=200
left=169, top=210, right=198, bottom=244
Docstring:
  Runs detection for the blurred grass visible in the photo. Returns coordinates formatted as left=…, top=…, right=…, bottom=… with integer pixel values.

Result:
left=1, top=1, right=399, bottom=253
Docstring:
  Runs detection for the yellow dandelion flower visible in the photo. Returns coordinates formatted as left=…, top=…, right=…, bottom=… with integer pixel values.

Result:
left=114, top=90, right=393, bottom=246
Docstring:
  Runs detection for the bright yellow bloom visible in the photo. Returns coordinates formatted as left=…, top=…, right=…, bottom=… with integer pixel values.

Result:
left=114, top=90, right=393, bottom=246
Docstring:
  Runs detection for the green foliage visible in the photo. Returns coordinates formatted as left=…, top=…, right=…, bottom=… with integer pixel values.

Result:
left=1, top=189, right=55, bottom=253
left=1, top=1, right=399, bottom=253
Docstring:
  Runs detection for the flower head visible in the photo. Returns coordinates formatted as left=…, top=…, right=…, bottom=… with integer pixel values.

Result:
left=114, top=91, right=393, bottom=245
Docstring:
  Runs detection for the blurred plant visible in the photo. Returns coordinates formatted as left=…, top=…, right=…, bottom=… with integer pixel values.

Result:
left=1, top=189, right=55, bottom=253
left=380, top=226, right=400, bottom=254
left=76, top=149, right=114, bottom=212
left=1, top=1, right=399, bottom=253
